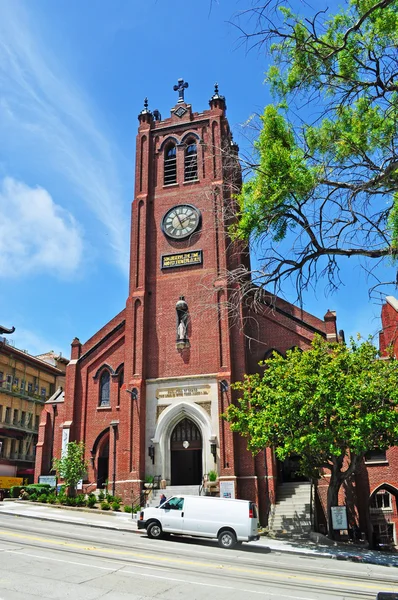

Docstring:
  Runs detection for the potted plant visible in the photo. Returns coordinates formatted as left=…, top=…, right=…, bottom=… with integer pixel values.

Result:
left=144, top=475, right=154, bottom=489
left=205, top=470, right=218, bottom=488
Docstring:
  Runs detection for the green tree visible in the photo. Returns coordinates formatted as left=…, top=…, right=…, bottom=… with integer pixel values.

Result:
left=226, top=336, right=398, bottom=538
left=53, top=441, right=88, bottom=498
left=231, top=0, right=398, bottom=299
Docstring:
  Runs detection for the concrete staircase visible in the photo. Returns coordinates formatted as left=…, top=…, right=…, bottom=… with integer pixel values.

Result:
left=145, top=485, right=201, bottom=507
left=268, top=482, right=312, bottom=538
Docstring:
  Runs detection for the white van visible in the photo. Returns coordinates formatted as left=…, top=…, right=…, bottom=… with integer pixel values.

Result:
left=137, top=495, right=259, bottom=548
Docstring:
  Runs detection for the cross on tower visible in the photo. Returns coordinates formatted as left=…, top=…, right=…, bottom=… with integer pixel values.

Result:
left=173, top=78, right=189, bottom=103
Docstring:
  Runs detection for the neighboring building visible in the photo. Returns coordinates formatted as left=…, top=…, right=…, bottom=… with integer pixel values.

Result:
left=0, top=330, right=67, bottom=482
left=35, top=82, right=339, bottom=522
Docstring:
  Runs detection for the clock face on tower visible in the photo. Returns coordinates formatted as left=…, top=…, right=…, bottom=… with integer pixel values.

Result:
left=161, top=204, right=201, bottom=240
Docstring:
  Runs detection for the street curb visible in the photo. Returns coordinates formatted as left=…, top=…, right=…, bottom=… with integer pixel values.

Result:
left=0, top=509, right=140, bottom=535
left=1, top=508, right=397, bottom=567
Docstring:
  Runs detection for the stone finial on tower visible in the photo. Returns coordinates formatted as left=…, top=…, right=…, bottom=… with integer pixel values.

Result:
left=138, top=97, right=153, bottom=124
left=209, top=82, right=226, bottom=111
left=173, top=78, right=189, bottom=104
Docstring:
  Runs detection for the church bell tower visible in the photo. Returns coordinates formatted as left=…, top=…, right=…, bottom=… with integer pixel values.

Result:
left=124, top=80, right=247, bottom=496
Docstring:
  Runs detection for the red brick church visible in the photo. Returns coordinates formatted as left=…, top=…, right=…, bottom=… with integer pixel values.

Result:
left=35, top=81, right=342, bottom=523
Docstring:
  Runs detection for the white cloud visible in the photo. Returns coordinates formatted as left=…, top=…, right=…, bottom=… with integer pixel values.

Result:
left=0, top=1, right=129, bottom=273
left=0, top=177, right=83, bottom=277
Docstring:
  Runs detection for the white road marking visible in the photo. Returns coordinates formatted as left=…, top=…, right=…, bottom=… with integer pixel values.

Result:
left=122, top=568, right=314, bottom=599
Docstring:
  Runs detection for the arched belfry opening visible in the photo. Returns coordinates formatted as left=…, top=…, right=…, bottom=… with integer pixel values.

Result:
left=170, top=417, right=202, bottom=485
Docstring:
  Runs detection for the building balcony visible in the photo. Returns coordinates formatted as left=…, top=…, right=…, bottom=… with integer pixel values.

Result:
left=8, top=453, right=35, bottom=463
left=0, top=420, right=39, bottom=434
left=0, top=383, right=47, bottom=404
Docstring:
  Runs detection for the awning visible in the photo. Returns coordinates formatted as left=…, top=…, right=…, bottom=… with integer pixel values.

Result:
left=17, top=468, right=35, bottom=475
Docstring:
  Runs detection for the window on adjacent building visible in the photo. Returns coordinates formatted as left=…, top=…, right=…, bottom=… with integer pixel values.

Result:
left=164, top=144, right=177, bottom=185
left=13, top=409, right=19, bottom=425
left=27, top=382, right=33, bottom=394
left=371, top=491, right=392, bottom=510
left=20, top=379, right=25, bottom=392
left=184, top=141, right=198, bottom=181
left=18, top=439, right=23, bottom=455
left=99, top=371, right=110, bottom=407
left=0, top=371, right=3, bottom=386
left=20, top=411, right=26, bottom=427
left=5, top=407, right=11, bottom=423
left=41, top=387, right=46, bottom=398
left=27, top=413, right=33, bottom=429
left=13, top=377, right=19, bottom=387
left=0, top=438, right=4, bottom=456
left=6, top=374, right=12, bottom=390
left=0, top=405, right=2, bottom=421
left=35, top=415, right=39, bottom=430
left=365, top=449, right=387, bottom=463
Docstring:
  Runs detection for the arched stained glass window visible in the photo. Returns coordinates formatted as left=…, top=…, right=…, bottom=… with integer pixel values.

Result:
left=99, top=371, right=110, bottom=406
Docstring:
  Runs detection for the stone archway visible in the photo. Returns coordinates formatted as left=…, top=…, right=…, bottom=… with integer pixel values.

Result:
left=152, top=401, right=213, bottom=485
left=170, top=417, right=202, bottom=485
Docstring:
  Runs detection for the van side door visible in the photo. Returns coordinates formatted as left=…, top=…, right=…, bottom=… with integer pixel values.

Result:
left=161, top=497, right=185, bottom=533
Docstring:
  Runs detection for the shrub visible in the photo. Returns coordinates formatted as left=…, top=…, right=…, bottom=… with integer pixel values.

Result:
left=111, top=500, right=121, bottom=511
left=65, top=496, right=77, bottom=507
left=38, top=494, right=48, bottom=503
left=98, top=491, right=105, bottom=501
left=10, top=486, right=22, bottom=498
left=123, top=505, right=133, bottom=513
left=57, top=494, right=67, bottom=505
left=47, top=494, right=57, bottom=504
left=75, top=494, right=86, bottom=507
left=106, top=494, right=115, bottom=503
left=29, top=493, right=37, bottom=502
left=87, top=495, right=97, bottom=508
left=100, top=501, right=111, bottom=511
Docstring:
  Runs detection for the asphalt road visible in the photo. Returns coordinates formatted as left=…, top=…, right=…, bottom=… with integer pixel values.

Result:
left=0, top=513, right=396, bottom=600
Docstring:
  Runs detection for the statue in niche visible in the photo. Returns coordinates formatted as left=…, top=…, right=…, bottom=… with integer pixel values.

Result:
left=176, top=296, right=190, bottom=349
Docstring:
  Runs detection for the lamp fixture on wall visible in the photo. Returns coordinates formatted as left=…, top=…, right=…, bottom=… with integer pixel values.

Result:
left=220, top=380, right=229, bottom=393
left=210, top=437, right=217, bottom=462
left=127, top=388, right=138, bottom=400
left=148, top=444, right=155, bottom=464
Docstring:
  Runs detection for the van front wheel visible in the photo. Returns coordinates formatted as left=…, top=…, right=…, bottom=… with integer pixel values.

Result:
left=218, top=530, right=237, bottom=549
left=147, top=522, right=163, bottom=539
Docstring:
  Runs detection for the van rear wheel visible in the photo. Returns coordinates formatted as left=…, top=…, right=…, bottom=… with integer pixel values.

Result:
left=218, top=530, right=237, bottom=549
left=147, top=522, right=163, bottom=539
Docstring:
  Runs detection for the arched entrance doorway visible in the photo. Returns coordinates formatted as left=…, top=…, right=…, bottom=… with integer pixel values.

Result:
left=97, top=436, right=109, bottom=489
left=171, top=417, right=202, bottom=485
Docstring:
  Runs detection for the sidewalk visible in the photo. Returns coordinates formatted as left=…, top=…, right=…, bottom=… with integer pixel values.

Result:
left=1, top=500, right=397, bottom=568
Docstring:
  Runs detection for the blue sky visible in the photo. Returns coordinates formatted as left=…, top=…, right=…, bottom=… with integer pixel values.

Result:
left=0, top=0, right=393, bottom=357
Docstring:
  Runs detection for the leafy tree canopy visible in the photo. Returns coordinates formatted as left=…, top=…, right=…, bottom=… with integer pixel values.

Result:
left=53, top=441, right=88, bottom=496
left=226, top=335, right=398, bottom=535
left=231, top=0, right=398, bottom=298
